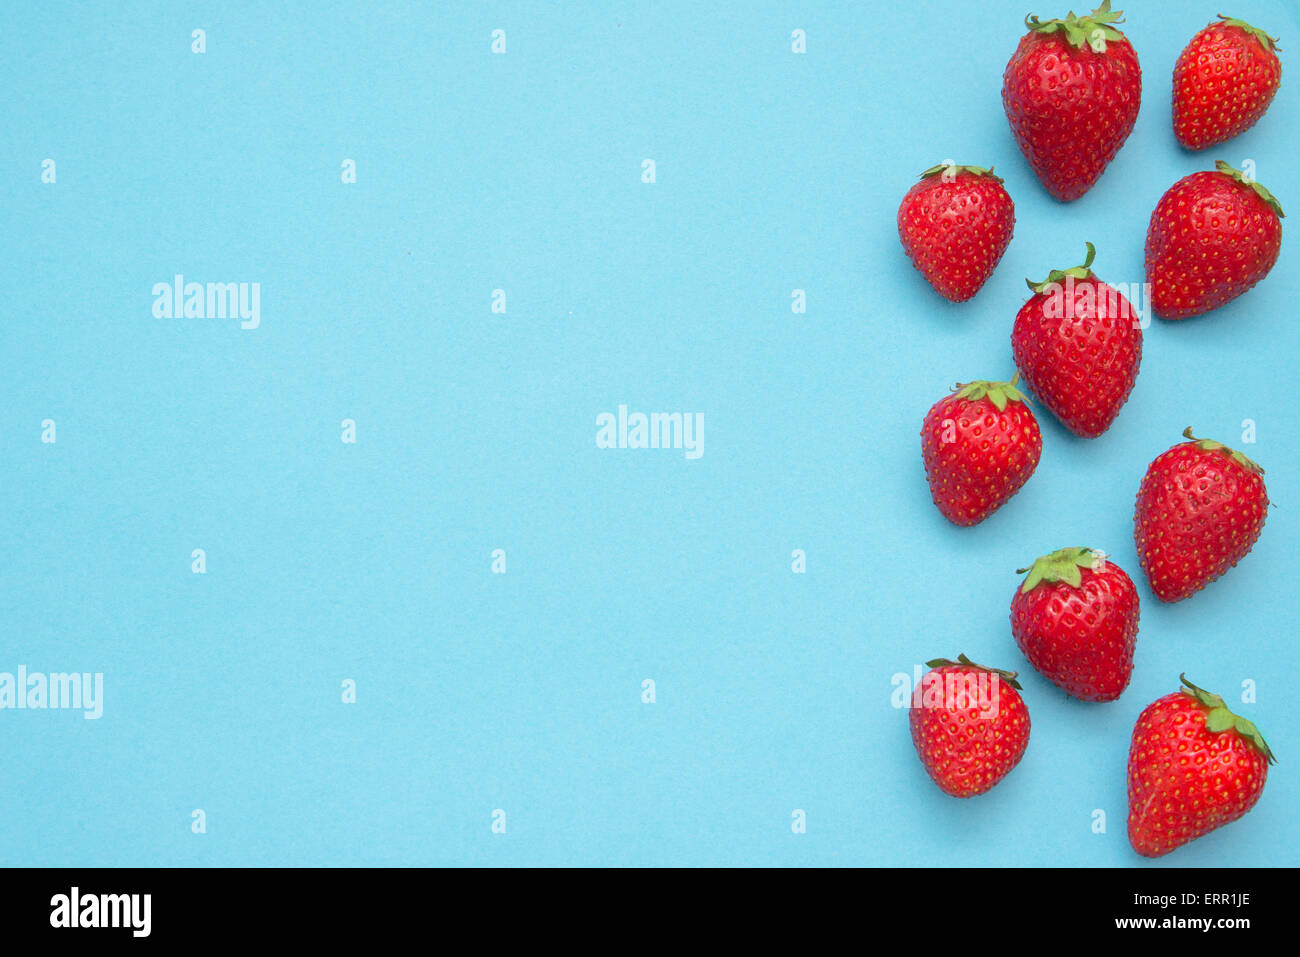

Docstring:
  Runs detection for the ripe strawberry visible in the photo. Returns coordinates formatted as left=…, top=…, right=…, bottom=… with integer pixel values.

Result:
left=897, top=163, right=1016, bottom=302
left=1002, top=1, right=1142, bottom=201
left=1134, top=428, right=1268, bottom=602
left=1011, top=242, right=1142, bottom=437
left=1146, top=161, right=1284, bottom=319
left=1010, top=546, right=1139, bottom=701
left=1128, top=674, right=1275, bottom=857
left=910, top=654, right=1031, bottom=798
left=1173, top=16, right=1282, bottom=150
left=921, top=375, right=1042, bottom=526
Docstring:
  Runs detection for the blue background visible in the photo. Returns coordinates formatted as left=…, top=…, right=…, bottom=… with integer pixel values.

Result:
left=3, top=0, right=1296, bottom=867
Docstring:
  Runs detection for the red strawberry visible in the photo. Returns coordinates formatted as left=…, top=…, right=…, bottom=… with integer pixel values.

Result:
left=910, top=654, right=1031, bottom=798
left=1173, top=16, right=1282, bottom=150
left=897, top=163, right=1016, bottom=302
left=1146, top=161, right=1284, bottom=319
left=1128, top=674, right=1275, bottom=857
left=921, top=375, right=1042, bottom=526
left=1134, top=428, right=1268, bottom=602
left=1002, top=1, right=1142, bottom=201
left=1010, top=546, right=1139, bottom=701
left=1011, top=242, right=1143, bottom=438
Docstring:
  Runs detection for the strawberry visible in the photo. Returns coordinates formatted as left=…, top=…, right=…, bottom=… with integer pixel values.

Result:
left=910, top=654, right=1031, bottom=798
left=1128, top=675, right=1275, bottom=857
left=1002, top=1, right=1142, bottom=201
left=1173, top=16, right=1282, bottom=151
left=1146, top=161, right=1284, bottom=319
left=897, top=163, right=1016, bottom=302
left=1134, top=428, right=1268, bottom=602
left=1011, top=242, right=1142, bottom=438
left=921, top=375, right=1042, bottom=526
left=1010, top=546, right=1139, bottom=701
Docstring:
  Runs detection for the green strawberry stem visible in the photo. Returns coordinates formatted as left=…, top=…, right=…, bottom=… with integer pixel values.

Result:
left=951, top=373, right=1030, bottom=412
left=1182, top=426, right=1265, bottom=475
left=1180, top=674, right=1277, bottom=765
left=1026, top=242, right=1097, bottom=294
left=1016, top=545, right=1101, bottom=593
left=919, top=163, right=1002, bottom=182
left=1026, top=1, right=1126, bottom=50
left=1217, top=15, right=1281, bottom=53
left=1214, top=160, right=1285, bottom=218
left=926, top=653, right=1023, bottom=690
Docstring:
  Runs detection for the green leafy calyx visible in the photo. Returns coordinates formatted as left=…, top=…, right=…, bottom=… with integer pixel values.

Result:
left=1180, top=674, right=1277, bottom=765
left=926, top=653, right=1023, bottom=690
left=1216, top=15, right=1281, bottom=53
left=919, top=163, right=1002, bottom=183
left=1026, top=1, right=1126, bottom=51
left=1026, top=242, right=1097, bottom=294
left=951, top=372, right=1029, bottom=412
left=1017, top=546, right=1103, bottom=593
left=1214, top=160, right=1285, bottom=218
left=1182, top=426, right=1265, bottom=475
